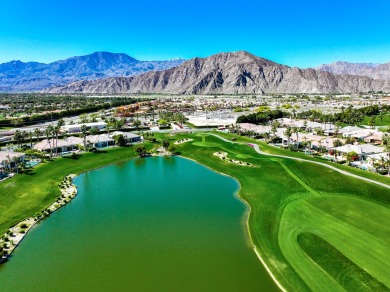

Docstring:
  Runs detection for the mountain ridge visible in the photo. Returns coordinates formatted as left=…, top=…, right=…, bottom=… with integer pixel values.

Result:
left=44, top=51, right=390, bottom=94
left=315, top=61, right=390, bottom=80
left=0, top=52, right=185, bottom=92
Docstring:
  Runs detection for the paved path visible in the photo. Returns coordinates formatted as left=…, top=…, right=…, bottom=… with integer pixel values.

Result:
left=210, top=133, right=390, bottom=190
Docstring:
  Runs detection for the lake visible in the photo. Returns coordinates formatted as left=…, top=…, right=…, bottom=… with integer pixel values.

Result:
left=0, top=156, right=278, bottom=291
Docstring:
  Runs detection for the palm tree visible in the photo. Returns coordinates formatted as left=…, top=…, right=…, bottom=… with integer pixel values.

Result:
left=12, top=156, right=20, bottom=174
left=292, top=127, right=299, bottom=144
left=80, top=125, right=88, bottom=151
left=5, top=154, right=11, bottom=173
left=29, top=131, right=33, bottom=149
left=34, top=128, right=42, bottom=143
left=45, top=126, right=54, bottom=159
left=21, top=131, right=28, bottom=148
left=13, top=130, right=23, bottom=148
left=383, top=134, right=390, bottom=175
left=284, top=126, right=292, bottom=146
left=368, top=116, right=376, bottom=129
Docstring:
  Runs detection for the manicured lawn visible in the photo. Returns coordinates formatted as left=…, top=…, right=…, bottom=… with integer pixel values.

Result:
left=165, top=132, right=390, bottom=291
left=212, top=131, right=390, bottom=187
left=1, top=132, right=389, bottom=291
left=361, top=112, right=390, bottom=127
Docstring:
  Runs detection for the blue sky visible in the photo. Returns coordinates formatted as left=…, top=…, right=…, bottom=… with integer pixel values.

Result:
left=1, top=0, right=390, bottom=67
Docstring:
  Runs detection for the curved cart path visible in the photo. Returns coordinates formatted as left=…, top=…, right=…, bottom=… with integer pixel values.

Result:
left=210, top=134, right=390, bottom=190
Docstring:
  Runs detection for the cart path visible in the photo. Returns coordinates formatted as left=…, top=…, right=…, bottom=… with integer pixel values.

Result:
left=209, top=133, right=390, bottom=190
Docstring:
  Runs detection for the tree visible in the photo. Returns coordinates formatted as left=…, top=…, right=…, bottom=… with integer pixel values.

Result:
left=115, top=119, right=125, bottom=130
left=80, top=125, right=88, bottom=151
left=368, top=116, right=376, bottom=129
left=12, top=156, right=20, bottom=174
left=89, top=113, right=98, bottom=122
left=133, top=119, right=141, bottom=128
left=284, top=126, right=292, bottom=146
left=162, top=140, right=170, bottom=149
left=11, top=118, right=23, bottom=127
left=167, top=144, right=177, bottom=155
left=80, top=114, right=89, bottom=124
left=29, top=131, right=33, bottom=149
left=34, top=128, right=42, bottom=143
left=114, top=134, right=126, bottom=147
left=13, top=130, right=23, bottom=148
left=45, top=126, right=54, bottom=159
left=335, top=121, right=341, bottom=136
left=292, top=127, right=300, bottom=144
left=347, top=151, right=358, bottom=163
left=383, top=134, right=390, bottom=175
left=21, top=131, right=28, bottom=148
left=333, top=139, right=343, bottom=148
left=134, top=144, right=148, bottom=157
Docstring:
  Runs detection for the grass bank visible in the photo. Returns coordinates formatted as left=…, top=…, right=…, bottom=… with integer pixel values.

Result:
left=0, top=146, right=152, bottom=235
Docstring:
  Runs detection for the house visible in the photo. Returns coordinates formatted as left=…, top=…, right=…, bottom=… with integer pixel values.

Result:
left=341, top=128, right=373, bottom=140
left=366, top=152, right=390, bottom=167
left=0, top=151, right=25, bottom=174
left=33, top=139, right=78, bottom=154
left=333, top=144, right=385, bottom=160
left=68, top=134, right=114, bottom=149
left=110, top=131, right=142, bottom=143
left=238, top=123, right=272, bottom=134
left=87, top=134, right=115, bottom=148
left=61, top=122, right=107, bottom=133
left=364, top=132, right=384, bottom=145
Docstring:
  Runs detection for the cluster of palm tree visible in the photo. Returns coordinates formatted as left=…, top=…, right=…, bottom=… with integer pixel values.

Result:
left=2, top=154, right=21, bottom=174
left=284, top=126, right=301, bottom=146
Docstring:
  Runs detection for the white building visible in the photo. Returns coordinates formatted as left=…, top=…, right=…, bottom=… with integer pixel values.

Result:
left=61, top=122, right=107, bottom=133
left=333, top=144, right=385, bottom=160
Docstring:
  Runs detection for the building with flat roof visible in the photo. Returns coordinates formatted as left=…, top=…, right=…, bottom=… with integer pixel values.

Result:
left=61, top=122, right=107, bottom=133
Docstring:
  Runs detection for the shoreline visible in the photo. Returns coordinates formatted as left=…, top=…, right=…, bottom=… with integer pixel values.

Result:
left=0, top=174, right=77, bottom=264
left=178, top=154, right=286, bottom=291
left=0, top=153, right=286, bottom=291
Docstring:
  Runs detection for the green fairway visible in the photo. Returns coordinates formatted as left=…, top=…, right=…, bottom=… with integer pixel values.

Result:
left=1, top=132, right=390, bottom=291
left=361, top=112, right=390, bottom=127
left=168, top=132, right=390, bottom=291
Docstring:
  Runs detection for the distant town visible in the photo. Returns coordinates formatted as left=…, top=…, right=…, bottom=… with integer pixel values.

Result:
left=1, top=93, right=389, bottom=179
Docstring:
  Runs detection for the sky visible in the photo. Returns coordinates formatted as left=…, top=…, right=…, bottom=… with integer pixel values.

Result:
left=1, top=0, right=390, bottom=67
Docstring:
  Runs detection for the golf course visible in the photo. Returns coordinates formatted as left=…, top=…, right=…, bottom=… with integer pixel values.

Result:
left=1, top=131, right=389, bottom=291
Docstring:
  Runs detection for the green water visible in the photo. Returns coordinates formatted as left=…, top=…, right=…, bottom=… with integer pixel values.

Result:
left=0, top=156, right=278, bottom=291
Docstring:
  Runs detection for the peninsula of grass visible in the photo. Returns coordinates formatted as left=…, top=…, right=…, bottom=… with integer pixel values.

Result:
left=1, top=132, right=389, bottom=291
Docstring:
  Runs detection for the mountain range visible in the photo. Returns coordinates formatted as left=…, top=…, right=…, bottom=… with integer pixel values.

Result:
left=315, top=61, right=390, bottom=80
left=44, top=51, right=390, bottom=94
left=0, top=52, right=185, bottom=92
